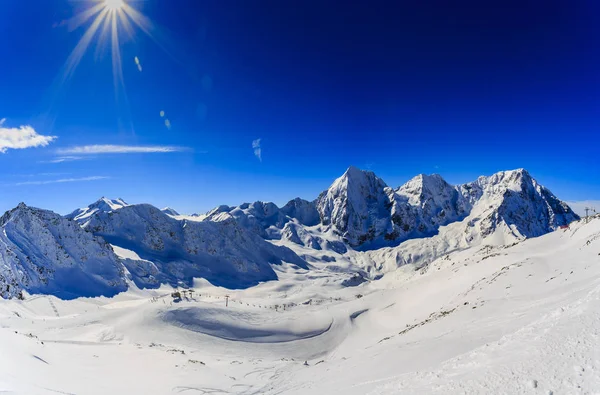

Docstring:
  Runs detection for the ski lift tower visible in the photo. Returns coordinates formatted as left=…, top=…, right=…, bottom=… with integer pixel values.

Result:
left=585, top=207, right=596, bottom=223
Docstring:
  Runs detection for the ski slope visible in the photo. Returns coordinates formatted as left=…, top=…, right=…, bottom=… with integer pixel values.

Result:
left=0, top=216, right=599, bottom=394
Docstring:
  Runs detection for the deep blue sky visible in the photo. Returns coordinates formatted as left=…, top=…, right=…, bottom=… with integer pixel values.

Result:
left=0, top=0, right=598, bottom=214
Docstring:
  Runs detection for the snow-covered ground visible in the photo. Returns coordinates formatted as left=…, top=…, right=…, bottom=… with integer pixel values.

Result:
left=1, top=215, right=599, bottom=394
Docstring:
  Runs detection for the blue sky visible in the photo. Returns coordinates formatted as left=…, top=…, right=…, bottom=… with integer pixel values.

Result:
left=0, top=0, right=599, bottom=215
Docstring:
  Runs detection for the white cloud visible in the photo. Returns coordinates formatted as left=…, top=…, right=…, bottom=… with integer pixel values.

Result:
left=0, top=120, right=56, bottom=153
left=57, top=145, right=189, bottom=155
left=252, top=138, right=262, bottom=162
left=45, top=156, right=86, bottom=163
left=14, top=176, right=109, bottom=186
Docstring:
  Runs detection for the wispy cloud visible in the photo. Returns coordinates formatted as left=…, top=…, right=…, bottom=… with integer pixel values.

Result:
left=57, top=145, right=189, bottom=155
left=14, top=176, right=109, bottom=186
left=0, top=119, right=56, bottom=153
left=9, top=172, right=71, bottom=178
left=252, top=138, right=262, bottom=162
left=44, top=156, right=86, bottom=163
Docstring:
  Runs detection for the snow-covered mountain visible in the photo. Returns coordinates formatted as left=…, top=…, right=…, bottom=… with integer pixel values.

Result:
left=0, top=166, right=578, bottom=300
left=202, top=198, right=320, bottom=240
left=0, top=203, right=127, bottom=299
left=161, top=207, right=180, bottom=216
left=204, top=201, right=289, bottom=239
left=357, top=168, right=580, bottom=273
left=315, top=166, right=395, bottom=247
left=314, top=167, right=577, bottom=249
left=65, top=197, right=129, bottom=224
left=82, top=204, right=308, bottom=289
left=195, top=167, right=577, bottom=254
left=281, top=198, right=320, bottom=226
left=457, top=168, right=577, bottom=239
left=393, top=173, right=470, bottom=233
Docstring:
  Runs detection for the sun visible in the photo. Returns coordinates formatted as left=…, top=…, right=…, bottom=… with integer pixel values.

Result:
left=103, top=0, right=125, bottom=11
left=59, top=0, right=155, bottom=88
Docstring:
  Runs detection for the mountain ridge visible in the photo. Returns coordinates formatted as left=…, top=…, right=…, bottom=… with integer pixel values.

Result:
left=0, top=167, right=581, bottom=299
left=192, top=167, right=578, bottom=250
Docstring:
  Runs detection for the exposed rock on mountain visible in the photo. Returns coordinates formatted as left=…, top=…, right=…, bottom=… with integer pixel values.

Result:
left=315, top=166, right=395, bottom=247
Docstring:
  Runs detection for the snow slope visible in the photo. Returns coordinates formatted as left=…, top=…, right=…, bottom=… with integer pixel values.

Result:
left=0, top=215, right=599, bottom=394
left=0, top=203, right=127, bottom=299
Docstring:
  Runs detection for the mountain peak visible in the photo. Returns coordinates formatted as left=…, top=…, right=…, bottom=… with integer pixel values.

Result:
left=66, top=197, right=129, bottom=223
left=410, top=173, right=446, bottom=185
left=397, top=173, right=453, bottom=206
left=161, top=207, right=180, bottom=216
left=341, top=165, right=377, bottom=181
left=316, top=166, right=391, bottom=245
left=94, top=197, right=129, bottom=209
left=344, top=165, right=362, bottom=174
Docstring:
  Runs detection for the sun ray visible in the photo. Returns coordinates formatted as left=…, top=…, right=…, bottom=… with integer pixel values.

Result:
left=67, top=2, right=105, bottom=32
left=93, top=9, right=112, bottom=61
left=117, top=10, right=135, bottom=41
left=110, top=11, right=124, bottom=93
left=61, top=8, right=110, bottom=85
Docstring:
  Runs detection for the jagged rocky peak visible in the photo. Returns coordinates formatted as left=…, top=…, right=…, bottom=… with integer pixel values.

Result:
left=458, top=168, right=539, bottom=201
left=463, top=168, right=579, bottom=238
left=316, top=166, right=393, bottom=246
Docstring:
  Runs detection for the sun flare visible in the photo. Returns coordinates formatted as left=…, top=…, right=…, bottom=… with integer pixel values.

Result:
left=59, top=0, right=155, bottom=92
left=103, top=0, right=125, bottom=11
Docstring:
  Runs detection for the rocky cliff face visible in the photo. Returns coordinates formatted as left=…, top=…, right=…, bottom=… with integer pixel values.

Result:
left=315, top=166, right=395, bottom=246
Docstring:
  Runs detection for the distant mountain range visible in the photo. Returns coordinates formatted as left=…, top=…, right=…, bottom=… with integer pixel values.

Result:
left=202, top=167, right=577, bottom=248
left=0, top=167, right=579, bottom=299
